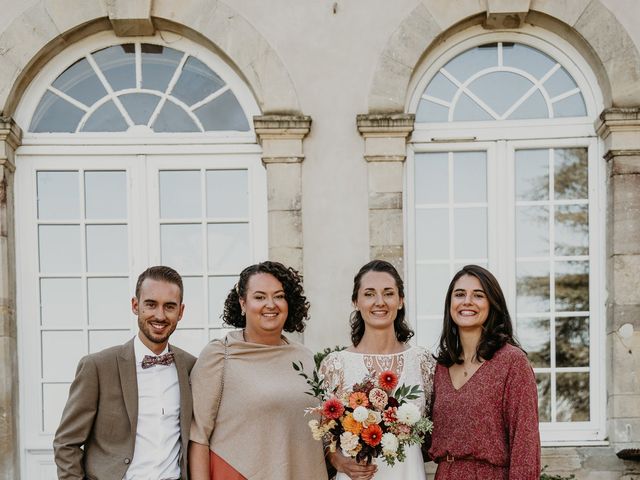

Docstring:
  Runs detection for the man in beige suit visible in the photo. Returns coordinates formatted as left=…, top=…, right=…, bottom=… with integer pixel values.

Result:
left=54, top=266, right=197, bottom=480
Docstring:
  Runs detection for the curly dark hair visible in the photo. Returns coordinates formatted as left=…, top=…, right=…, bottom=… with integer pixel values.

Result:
left=436, top=264, right=522, bottom=366
left=350, top=260, right=414, bottom=347
left=222, top=261, right=310, bottom=333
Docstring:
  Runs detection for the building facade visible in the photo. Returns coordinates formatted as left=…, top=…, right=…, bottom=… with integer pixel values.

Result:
left=0, top=0, right=639, bottom=478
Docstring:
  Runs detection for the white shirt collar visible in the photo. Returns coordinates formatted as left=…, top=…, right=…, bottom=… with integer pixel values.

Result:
left=133, top=334, right=170, bottom=365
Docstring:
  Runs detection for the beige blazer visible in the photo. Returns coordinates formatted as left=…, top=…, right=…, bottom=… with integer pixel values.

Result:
left=53, top=338, right=196, bottom=480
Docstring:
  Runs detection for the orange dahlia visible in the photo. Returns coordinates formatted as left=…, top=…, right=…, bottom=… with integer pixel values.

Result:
left=379, top=370, right=399, bottom=391
left=342, top=412, right=364, bottom=436
left=361, top=424, right=383, bottom=447
left=322, top=397, right=345, bottom=420
left=349, top=391, right=369, bottom=409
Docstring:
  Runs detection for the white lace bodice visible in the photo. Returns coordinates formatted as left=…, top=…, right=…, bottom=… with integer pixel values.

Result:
left=319, top=346, right=436, bottom=416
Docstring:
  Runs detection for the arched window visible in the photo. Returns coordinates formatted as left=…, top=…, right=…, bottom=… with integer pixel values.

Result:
left=407, top=30, right=604, bottom=444
left=15, top=33, right=266, bottom=478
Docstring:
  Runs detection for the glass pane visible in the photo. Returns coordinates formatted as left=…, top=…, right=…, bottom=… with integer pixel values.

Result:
left=554, top=148, right=588, bottom=200
left=416, top=264, right=449, bottom=316
left=172, top=56, right=226, bottom=106
left=536, top=373, right=551, bottom=422
left=161, top=224, right=203, bottom=273
left=92, top=44, right=136, bottom=91
left=209, top=276, right=236, bottom=326
left=508, top=89, right=549, bottom=120
left=415, top=209, right=449, bottom=260
left=208, top=223, right=251, bottom=272
left=453, top=151, right=486, bottom=203
left=517, top=317, right=550, bottom=367
left=454, top=208, right=487, bottom=259
left=544, top=67, right=579, bottom=99
left=141, top=44, right=183, bottom=92
left=452, top=92, right=493, bottom=121
left=516, top=262, right=550, bottom=313
left=85, top=171, right=127, bottom=219
left=195, top=90, right=250, bottom=131
left=86, top=225, right=128, bottom=273
left=152, top=100, right=199, bottom=132
left=515, top=149, right=549, bottom=201
left=181, top=276, right=204, bottom=327
left=88, top=277, right=131, bottom=326
left=43, top=383, right=71, bottom=434
left=556, top=316, right=589, bottom=367
left=556, top=372, right=590, bottom=422
left=37, top=171, right=79, bottom=220
left=555, top=204, right=589, bottom=256
left=30, top=91, right=85, bottom=133
left=468, top=71, right=533, bottom=118
left=81, top=101, right=128, bottom=132
left=159, top=170, right=202, bottom=219
left=89, top=330, right=133, bottom=354
left=120, top=93, right=161, bottom=125
left=42, top=330, right=84, bottom=380
left=516, top=206, right=549, bottom=257
left=503, top=44, right=556, bottom=80
left=206, top=170, right=249, bottom=218
left=52, top=57, right=106, bottom=106
left=170, top=329, right=207, bottom=357
left=415, top=153, right=448, bottom=204
left=415, top=99, right=448, bottom=123
left=40, top=278, right=83, bottom=327
left=424, top=72, right=457, bottom=102
left=39, top=225, right=81, bottom=273
left=444, top=44, right=497, bottom=82
left=555, top=261, right=589, bottom=311
left=553, top=94, right=587, bottom=117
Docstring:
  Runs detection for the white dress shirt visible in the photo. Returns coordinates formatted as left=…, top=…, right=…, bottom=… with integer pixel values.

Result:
left=124, top=335, right=181, bottom=480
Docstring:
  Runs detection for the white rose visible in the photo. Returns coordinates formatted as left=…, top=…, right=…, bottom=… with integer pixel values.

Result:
left=352, top=405, right=369, bottom=422
left=396, top=403, right=421, bottom=425
left=340, top=431, right=360, bottom=456
left=381, top=432, right=399, bottom=455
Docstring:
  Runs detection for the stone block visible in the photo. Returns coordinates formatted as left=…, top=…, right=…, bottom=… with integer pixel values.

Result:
left=369, top=208, right=403, bottom=246
left=541, top=446, right=583, bottom=471
left=574, top=1, right=630, bottom=64
left=609, top=417, right=640, bottom=443
left=611, top=173, right=640, bottom=255
left=369, top=192, right=402, bottom=210
left=106, top=0, right=153, bottom=36
left=611, top=156, right=640, bottom=176
left=612, top=255, right=640, bottom=304
left=368, top=162, right=404, bottom=193
left=364, top=136, right=408, bottom=161
left=609, top=392, right=640, bottom=418
left=607, top=303, right=640, bottom=332
left=369, top=245, right=404, bottom=273
left=44, top=0, right=108, bottom=35
left=608, top=330, right=640, bottom=395
left=369, top=53, right=413, bottom=113
left=604, top=47, right=640, bottom=108
left=269, top=210, right=302, bottom=249
left=384, top=4, right=441, bottom=69
left=266, top=163, right=301, bottom=211
left=0, top=336, right=18, bottom=480
left=581, top=446, right=626, bottom=471
left=530, top=0, right=589, bottom=27
left=268, top=246, right=302, bottom=273
left=424, top=0, right=484, bottom=31
left=485, top=0, right=530, bottom=28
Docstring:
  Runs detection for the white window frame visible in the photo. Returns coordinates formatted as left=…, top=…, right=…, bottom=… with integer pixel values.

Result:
left=405, top=26, right=607, bottom=445
left=14, top=31, right=266, bottom=477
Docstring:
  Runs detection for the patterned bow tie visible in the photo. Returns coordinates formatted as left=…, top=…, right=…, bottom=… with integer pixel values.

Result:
left=141, top=352, right=175, bottom=369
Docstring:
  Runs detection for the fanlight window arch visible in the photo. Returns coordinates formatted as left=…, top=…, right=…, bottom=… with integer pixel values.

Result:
left=29, top=42, right=250, bottom=133
left=416, top=42, right=587, bottom=123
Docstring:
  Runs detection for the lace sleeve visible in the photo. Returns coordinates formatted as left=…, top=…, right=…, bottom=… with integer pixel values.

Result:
left=319, top=352, right=344, bottom=396
left=417, top=347, right=437, bottom=416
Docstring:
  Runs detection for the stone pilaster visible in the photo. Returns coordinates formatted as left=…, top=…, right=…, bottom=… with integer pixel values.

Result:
left=596, top=107, right=640, bottom=452
left=253, top=115, right=311, bottom=273
left=357, top=113, right=414, bottom=272
left=0, top=117, right=21, bottom=480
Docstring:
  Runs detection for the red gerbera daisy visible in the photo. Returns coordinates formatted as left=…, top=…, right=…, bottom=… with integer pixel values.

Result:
left=322, top=397, right=345, bottom=420
left=379, top=370, right=399, bottom=391
left=361, top=424, right=383, bottom=446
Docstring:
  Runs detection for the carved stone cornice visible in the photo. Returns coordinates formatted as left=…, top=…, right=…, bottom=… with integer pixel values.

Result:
left=253, top=115, right=312, bottom=164
left=357, top=113, right=414, bottom=162
left=596, top=107, right=640, bottom=159
left=0, top=117, right=23, bottom=172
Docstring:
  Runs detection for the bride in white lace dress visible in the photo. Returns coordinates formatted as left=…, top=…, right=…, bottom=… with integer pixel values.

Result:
left=320, top=260, right=436, bottom=480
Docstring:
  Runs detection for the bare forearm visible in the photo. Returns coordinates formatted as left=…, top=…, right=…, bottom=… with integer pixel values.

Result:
left=188, top=441, right=210, bottom=480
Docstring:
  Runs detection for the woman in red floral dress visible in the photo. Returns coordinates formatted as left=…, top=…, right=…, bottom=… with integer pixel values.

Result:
left=429, top=265, right=541, bottom=480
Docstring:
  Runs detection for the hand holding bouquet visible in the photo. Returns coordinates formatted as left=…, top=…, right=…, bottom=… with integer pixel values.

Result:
left=293, top=362, right=433, bottom=466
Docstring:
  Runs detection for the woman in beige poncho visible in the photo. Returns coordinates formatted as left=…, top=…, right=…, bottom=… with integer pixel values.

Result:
left=188, top=261, right=328, bottom=480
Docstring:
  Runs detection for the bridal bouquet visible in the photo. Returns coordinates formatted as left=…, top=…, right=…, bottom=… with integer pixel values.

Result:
left=293, top=362, right=433, bottom=466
